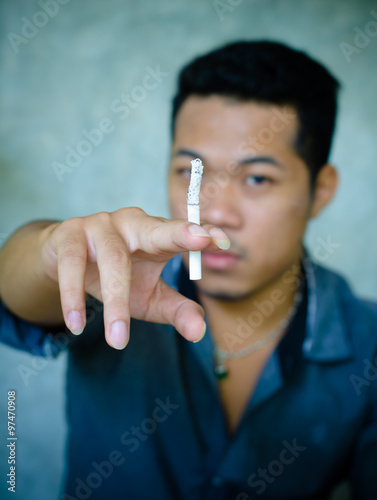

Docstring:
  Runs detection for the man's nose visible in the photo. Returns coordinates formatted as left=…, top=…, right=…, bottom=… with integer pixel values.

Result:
left=200, top=181, right=242, bottom=228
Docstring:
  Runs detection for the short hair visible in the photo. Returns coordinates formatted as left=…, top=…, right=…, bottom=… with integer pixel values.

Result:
left=171, top=40, right=340, bottom=184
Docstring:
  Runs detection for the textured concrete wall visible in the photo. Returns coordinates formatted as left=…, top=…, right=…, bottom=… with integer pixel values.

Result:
left=0, top=0, right=376, bottom=498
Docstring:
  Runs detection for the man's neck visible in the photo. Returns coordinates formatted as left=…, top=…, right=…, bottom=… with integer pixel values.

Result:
left=197, top=259, right=303, bottom=352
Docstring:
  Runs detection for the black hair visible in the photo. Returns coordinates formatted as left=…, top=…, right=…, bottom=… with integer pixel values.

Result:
left=172, top=40, right=340, bottom=183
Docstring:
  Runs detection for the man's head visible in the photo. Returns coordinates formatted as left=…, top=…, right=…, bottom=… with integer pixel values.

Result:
left=168, top=41, right=340, bottom=301
left=171, top=40, right=340, bottom=185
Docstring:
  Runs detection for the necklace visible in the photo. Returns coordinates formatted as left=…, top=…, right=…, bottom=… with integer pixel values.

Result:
left=213, top=279, right=303, bottom=379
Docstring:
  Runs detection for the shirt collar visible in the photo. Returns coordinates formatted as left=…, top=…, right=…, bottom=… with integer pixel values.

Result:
left=162, top=253, right=354, bottom=365
left=302, top=256, right=353, bottom=362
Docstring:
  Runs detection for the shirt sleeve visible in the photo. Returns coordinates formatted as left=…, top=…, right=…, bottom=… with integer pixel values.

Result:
left=0, top=299, right=70, bottom=358
left=0, top=295, right=105, bottom=357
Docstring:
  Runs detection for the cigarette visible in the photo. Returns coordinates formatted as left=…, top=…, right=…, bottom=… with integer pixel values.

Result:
left=187, top=158, right=204, bottom=280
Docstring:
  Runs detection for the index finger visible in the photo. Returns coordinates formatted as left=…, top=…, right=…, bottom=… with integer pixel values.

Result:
left=114, top=209, right=230, bottom=258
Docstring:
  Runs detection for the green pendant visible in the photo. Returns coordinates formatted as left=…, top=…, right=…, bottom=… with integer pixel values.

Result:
left=214, top=363, right=229, bottom=379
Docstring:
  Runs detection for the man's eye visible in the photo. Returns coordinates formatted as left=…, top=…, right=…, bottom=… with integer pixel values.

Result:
left=177, top=168, right=191, bottom=179
left=245, top=175, right=269, bottom=186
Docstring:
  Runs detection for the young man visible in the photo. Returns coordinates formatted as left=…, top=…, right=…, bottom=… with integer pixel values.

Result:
left=0, top=41, right=376, bottom=500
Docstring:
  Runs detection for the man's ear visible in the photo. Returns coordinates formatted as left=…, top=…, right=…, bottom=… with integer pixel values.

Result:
left=309, top=164, right=338, bottom=219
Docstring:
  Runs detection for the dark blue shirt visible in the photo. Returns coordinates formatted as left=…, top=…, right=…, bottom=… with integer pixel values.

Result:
left=1, top=255, right=377, bottom=500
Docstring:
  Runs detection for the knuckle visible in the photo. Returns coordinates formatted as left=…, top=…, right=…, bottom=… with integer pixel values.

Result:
left=96, top=211, right=111, bottom=221
left=58, top=251, right=85, bottom=267
left=57, top=237, right=85, bottom=259
left=125, top=207, right=146, bottom=218
left=59, top=217, right=84, bottom=234
left=102, top=238, right=130, bottom=264
left=115, top=206, right=145, bottom=224
left=115, top=207, right=153, bottom=254
left=56, top=219, right=85, bottom=248
left=153, top=215, right=168, bottom=224
left=107, top=251, right=130, bottom=266
left=87, top=211, right=112, bottom=228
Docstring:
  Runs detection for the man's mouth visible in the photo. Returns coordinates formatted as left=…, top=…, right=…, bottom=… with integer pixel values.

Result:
left=201, top=250, right=242, bottom=270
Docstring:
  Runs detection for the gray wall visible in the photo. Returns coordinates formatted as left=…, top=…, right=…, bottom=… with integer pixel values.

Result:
left=0, top=0, right=376, bottom=499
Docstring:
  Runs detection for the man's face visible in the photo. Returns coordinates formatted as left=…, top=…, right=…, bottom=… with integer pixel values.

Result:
left=168, top=95, right=314, bottom=300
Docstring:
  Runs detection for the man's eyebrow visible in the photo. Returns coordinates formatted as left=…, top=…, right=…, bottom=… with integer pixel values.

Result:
left=172, top=150, right=283, bottom=169
left=238, top=156, right=283, bottom=168
left=173, top=149, right=203, bottom=160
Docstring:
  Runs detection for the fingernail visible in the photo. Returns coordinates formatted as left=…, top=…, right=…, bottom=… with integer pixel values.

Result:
left=209, top=228, right=231, bottom=250
left=67, top=310, right=84, bottom=335
left=110, top=321, right=129, bottom=350
left=188, top=224, right=210, bottom=237
left=193, top=322, right=206, bottom=343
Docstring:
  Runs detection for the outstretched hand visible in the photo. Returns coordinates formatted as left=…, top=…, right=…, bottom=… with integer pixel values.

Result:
left=40, top=207, right=230, bottom=349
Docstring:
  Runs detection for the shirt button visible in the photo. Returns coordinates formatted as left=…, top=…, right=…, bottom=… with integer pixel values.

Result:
left=211, top=476, right=224, bottom=487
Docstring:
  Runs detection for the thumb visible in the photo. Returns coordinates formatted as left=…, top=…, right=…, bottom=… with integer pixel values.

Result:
left=134, top=278, right=206, bottom=343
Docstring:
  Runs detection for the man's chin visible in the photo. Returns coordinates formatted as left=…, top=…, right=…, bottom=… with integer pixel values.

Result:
left=196, top=282, right=256, bottom=303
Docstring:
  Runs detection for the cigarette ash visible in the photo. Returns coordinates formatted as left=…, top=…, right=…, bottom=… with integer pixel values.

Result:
left=187, top=158, right=203, bottom=205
